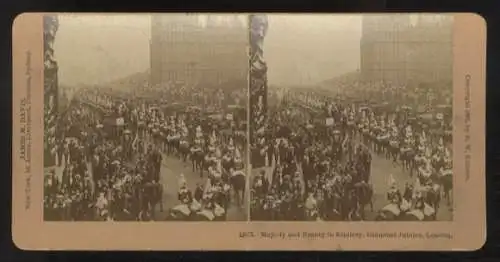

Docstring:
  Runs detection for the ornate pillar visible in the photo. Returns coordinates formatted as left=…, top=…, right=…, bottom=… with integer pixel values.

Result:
left=249, top=14, right=268, bottom=167
left=43, top=15, right=59, bottom=167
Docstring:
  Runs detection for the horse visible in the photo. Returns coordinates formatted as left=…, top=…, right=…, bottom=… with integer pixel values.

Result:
left=388, top=138, right=400, bottom=163
left=190, top=148, right=205, bottom=175
left=400, top=146, right=415, bottom=175
left=203, top=154, right=218, bottom=177
left=166, top=133, right=180, bottom=156
left=376, top=132, right=390, bottom=158
left=354, top=182, right=374, bottom=220
left=178, top=139, right=190, bottom=162
left=439, top=168, right=453, bottom=207
left=423, top=184, right=441, bottom=217
left=230, top=170, right=246, bottom=207
left=142, top=182, right=164, bottom=220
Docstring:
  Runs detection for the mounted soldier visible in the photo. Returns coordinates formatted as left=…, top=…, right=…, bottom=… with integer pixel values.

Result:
left=190, top=125, right=205, bottom=174
left=414, top=132, right=427, bottom=169
left=400, top=124, right=415, bottom=173
left=386, top=174, right=402, bottom=206
left=418, top=158, right=433, bottom=186
left=178, top=178, right=193, bottom=205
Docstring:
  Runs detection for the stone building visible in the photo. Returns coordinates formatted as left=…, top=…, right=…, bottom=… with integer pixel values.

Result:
left=150, top=14, right=248, bottom=88
left=360, top=14, right=453, bottom=87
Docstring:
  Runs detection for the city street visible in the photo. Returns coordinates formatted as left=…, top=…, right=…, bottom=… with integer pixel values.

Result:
left=250, top=145, right=453, bottom=221
left=366, top=150, right=453, bottom=221
left=154, top=150, right=248, bottom=221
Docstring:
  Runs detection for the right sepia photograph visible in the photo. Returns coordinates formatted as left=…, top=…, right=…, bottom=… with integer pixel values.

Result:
left=249, top=14, right=454, bottom=222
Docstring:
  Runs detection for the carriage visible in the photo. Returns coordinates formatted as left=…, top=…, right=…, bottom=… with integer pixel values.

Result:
left=168, top=204, right=192, bottom=221
left=376, top=203, right=402, bottom=221
left=400, top=209, right=425, bottom=221
left=194, top=209, right=216, bottom=221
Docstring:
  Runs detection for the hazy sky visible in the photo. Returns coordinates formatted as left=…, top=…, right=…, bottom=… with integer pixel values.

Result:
left=53, top=14, right=362, bottom=88
left=265, top=15, right=362, bottom=87
left=54, top=14, right=151, bottom=86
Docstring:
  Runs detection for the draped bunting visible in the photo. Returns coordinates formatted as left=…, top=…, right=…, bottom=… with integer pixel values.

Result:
left=44, top=15, right=59, bottom=167
left=249, top=15, right=268, bottom=167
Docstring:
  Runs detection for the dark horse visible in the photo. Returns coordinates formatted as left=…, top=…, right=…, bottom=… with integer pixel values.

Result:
left=178, top=139, right=190, bottom=162
left=230, top=172, right=246, bottom=207
left=142, top=182, right=164, bottom=220
left=354, top=182, right=374, bottom=220
left=191, top=149, right=205, bottom=177
left=440, top=171, right=453, bottom=207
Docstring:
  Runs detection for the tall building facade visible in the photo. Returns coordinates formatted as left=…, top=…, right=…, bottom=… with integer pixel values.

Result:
left=360, top=14, right=453, bottom=86
left=150, top=14, right=248, bottom=87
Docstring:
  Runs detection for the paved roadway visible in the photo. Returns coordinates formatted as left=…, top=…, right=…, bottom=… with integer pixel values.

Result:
left=154, top=150, right=248, bottom=221
left=251, top=146, right=453, bottom=221
left=366, top=149, right=453, bottom=221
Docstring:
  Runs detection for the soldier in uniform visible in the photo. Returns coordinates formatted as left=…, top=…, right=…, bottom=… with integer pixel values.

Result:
left=178, top=184, right=193, bottom=205
left=386, top=174, right=402, bottom=205
left=194, top=183, right=204, bottom=202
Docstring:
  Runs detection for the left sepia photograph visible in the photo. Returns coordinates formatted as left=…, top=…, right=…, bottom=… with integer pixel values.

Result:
left=43, top=14, right=249, bottom=222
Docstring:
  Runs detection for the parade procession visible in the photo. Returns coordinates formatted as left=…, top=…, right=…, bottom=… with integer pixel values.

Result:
left=249, top=14, right=454, bottom=222
left=250, top=81, right=453, bottom=221
left=44, top=82, right=248, bottom=221
left=42, top=14, right=249, bottom=222
left=41, top=14, right=455, bottom=223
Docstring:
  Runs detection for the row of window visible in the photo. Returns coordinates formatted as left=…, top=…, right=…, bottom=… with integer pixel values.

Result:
left=153, top=68, right=245, bottom=82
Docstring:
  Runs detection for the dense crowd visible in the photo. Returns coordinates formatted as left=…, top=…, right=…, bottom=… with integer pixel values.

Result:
left=251, top=80, right=453, bottom=221
left=44, top=83, right=247, bottom=221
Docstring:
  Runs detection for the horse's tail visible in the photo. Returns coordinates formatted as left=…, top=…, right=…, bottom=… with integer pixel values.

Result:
left=231, top=175, right=245, bottom=192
